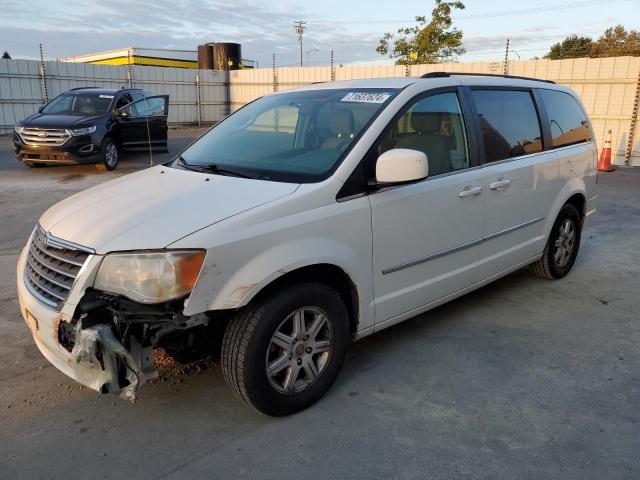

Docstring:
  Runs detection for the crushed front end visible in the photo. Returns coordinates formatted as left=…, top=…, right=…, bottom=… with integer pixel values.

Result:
left=17, top=226, right=211, bottom=401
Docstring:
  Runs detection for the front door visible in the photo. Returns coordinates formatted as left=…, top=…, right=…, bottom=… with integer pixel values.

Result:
left=369, top=89, right=488, bottom=324
left=117, top=95, right=169, bottom=150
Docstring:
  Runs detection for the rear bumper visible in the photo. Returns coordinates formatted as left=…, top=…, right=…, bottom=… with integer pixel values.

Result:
left=13, top=132, right=102, bottom=164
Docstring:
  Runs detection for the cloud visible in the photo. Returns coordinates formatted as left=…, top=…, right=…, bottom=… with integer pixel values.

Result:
left=0, top=0, right=388, bottom=66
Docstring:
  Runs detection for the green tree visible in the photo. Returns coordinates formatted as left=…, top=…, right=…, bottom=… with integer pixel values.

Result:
left=376, top=0, right=466, bottom=65
left=589, top=25, right=640, bottom=57
left=543, top=35, right=593, bottom=60
left=1, top=51, right=10, bottom=59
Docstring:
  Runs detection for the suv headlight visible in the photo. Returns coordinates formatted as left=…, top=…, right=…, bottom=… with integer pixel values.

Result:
left=69, top=125, right=97, bottom=136
left=94, top=251, right=205, bottom=304
left=14, top=125, right=24, bottom=134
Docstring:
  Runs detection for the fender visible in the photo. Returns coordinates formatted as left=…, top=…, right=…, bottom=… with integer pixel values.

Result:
left=542, top=176, right=587, bottom=239
left=183, top=236, right=374, bottom=332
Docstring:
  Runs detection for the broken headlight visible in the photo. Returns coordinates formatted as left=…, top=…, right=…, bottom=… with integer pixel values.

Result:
left=94, top=251, right=205, bottom=304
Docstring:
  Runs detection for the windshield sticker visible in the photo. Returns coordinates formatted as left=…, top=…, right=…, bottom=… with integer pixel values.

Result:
left=99, top=95, right=114, bottom=99
left=341, top=92, right=391, bottom=104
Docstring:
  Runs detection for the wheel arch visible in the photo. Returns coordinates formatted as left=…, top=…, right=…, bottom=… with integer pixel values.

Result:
left=543, top=179, right=587, bottom=238
left=242, top=263, right=360, bottom=337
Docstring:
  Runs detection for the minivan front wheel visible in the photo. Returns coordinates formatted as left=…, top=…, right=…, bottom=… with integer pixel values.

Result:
left=222, top=283, right=350, bottom=416
left=98, top=139, right=119, bottom=171
left=530, top=204, right=582, bottom=279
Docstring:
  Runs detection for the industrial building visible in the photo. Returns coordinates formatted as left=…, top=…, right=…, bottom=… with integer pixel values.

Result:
left=60, top=44, right=254, bottom=70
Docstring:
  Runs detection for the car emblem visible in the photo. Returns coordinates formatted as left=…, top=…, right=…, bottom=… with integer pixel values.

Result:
left=36, top=132, right=49, bottom=137
left=42, top=233, right=49, bottom=248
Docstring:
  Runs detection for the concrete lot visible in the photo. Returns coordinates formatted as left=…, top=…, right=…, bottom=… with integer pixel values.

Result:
left=0, top=128, right=639, bottom=479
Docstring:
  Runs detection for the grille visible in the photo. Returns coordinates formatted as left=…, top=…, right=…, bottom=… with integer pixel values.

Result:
left=24, top=225, right=93, bottom=310
left=19, top=127, right=70, bottom=146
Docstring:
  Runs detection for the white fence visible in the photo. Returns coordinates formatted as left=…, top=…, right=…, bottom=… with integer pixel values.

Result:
left=1, top=57, right=639, bottom=166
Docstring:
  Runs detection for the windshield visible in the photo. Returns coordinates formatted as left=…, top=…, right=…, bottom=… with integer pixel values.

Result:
left=176, top=88, right=398, bottom=182
left=41, top=93, right=114, bottom=116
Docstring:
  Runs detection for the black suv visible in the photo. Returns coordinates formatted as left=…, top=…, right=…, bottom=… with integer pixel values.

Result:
left=13, top=87, right=169, bottom=170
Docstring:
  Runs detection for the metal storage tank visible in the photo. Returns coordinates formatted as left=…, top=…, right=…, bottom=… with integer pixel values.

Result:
left=197, top=44, right=214, bottom=69
left=213, top=43, right=241, bottom=70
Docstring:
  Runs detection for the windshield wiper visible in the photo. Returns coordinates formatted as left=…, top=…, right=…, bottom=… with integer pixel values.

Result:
left=176, top=156, right=257, bottom=179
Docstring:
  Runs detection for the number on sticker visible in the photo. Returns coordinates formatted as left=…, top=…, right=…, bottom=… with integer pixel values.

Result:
left=341, top=92, right=391, bottom=104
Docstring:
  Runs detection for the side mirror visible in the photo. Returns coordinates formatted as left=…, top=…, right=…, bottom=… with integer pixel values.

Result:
left=118, top=109, right=129, bottom=118
left=376, top=148, right=429, bottom=184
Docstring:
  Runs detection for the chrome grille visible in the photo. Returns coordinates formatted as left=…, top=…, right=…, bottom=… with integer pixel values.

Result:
left=23, top=225, right=93, bottom=310
left=19, top=127, right=70, bottom=146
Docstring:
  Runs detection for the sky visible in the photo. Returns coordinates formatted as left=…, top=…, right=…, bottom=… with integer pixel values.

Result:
left=0, top=0, right=638, bottom=67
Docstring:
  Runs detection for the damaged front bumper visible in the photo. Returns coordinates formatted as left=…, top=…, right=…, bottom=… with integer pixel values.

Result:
left=16, top=242, right=208, bottom=401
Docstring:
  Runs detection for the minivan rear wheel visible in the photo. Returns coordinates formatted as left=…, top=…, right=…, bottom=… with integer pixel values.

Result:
left=221, top=282, right=350, bottom=416
left=530, top=204, right=582, bottom=279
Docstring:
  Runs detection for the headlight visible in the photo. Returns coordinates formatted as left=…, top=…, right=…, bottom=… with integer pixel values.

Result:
left=69, top=125, right=97, bottom=136
left=94, top=251, right=205, bottom=304
left=14, top=125, right=24, bottom=134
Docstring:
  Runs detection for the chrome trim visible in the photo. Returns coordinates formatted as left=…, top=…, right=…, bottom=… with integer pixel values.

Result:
left=382, top=216, right=546, bottom=275
left=382, top=238, right=484, bottom=275
left=483, top=216, right=546, bottom=242
left=18, top=127, right=71, bottom=146
left=22, top=224, right=93, bottom=310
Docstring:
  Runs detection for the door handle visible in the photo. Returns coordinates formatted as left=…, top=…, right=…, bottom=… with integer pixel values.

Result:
left=489, top=179, right=511, bottom=190
left=458, top=186, right=483, bottom=198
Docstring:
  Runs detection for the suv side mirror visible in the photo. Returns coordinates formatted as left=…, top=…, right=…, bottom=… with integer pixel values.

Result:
left=118, top=109, right=129, bottom=118
left=376, top=149, right=429, bottom=184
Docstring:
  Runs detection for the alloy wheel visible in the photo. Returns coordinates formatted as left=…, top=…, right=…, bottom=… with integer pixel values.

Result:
left=266, top=307, right=333, bottom=394
left=553, top=218, right=576, bottom=268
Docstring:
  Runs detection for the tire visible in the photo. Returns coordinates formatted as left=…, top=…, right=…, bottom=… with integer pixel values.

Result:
left=98, top=138, right=119, bottom=171
left=530, top=204, right=582, bottom=279
left=222, top=282, right=350, bottom=416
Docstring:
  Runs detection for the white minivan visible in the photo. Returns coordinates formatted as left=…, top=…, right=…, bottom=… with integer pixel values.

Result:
left=17, top=73, right=597, bottom=415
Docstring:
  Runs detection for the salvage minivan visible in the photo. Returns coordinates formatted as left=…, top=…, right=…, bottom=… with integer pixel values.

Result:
left=17, top=73, right=598, bottom=416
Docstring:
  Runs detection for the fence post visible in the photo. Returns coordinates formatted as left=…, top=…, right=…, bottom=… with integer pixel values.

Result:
left=405, top=63, right=410, bottom=77
left=127, top=50, right=133, bottom=87
left=38, top=44, right=48, bottom=103
left=272, top=53, right=278, bottom=92
left=224, top=62, right=231, bottom=117
left=503, top=38, right=510, bottom=75
left=196, top=70, right=202, bottom=126
left=625, top=70, right=640, bottom=166
left=330, top=50, right=335, bottom=82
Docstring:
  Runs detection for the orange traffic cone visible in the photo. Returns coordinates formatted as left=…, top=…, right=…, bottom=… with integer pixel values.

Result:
left=598, top=129, right=614, bottom=172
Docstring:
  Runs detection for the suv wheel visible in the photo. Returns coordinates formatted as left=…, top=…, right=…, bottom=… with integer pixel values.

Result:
left=222, top=282, right=350, bottom=416
left=530, top=204, right=582, bottom=279
left=98, top=139, right=119, bottom=171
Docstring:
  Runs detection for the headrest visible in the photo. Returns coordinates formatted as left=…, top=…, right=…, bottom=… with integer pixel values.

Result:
left=328, top=108, right=354, bottom=136
left=410, top=112, right=441, bottom=133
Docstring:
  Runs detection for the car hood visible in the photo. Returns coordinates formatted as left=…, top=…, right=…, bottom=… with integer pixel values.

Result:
left=20, top=113, right=103, bottom=128
left=39, top=166, right=300, bottom=253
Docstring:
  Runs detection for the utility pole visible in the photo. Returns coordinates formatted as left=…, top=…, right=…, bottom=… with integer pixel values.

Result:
left=293, top=20, right=306, bottom=67
left=503, top=38, right=510, bottom=75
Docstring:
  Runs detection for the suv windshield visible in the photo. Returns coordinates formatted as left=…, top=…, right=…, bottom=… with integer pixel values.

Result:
left=177, top=88, right=398, bottom=182
left=41, top=93, right=114, bottom=116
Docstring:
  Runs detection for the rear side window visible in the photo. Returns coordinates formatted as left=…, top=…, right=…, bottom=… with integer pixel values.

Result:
left=471, top=90, right=542, bottom=163
left=539, top=89, right=591, bottom=148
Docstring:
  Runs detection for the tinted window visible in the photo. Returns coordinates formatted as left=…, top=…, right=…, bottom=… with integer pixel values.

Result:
left=539, top=89, right=591, bottom=148
left=377, top=92, right=469, bottom=176
left=130, top=91, right=144, bottom=102
left=124, top=97, right=166, bottom=117
left=41, top=93, right=113, bottom=116
left=471, top=90, right=542, bottom=162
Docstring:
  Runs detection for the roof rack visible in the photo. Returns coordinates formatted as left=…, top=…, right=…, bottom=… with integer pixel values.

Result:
left=420, top=71, right=555, bottom=84
left=68, top=86, right=103, bottom=91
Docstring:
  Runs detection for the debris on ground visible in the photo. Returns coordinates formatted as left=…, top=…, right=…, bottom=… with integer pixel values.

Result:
left=151, top=348, right=216, bottom=386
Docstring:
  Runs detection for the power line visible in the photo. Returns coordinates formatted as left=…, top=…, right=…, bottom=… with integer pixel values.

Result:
left=315, top=0, right=633, bottom=25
